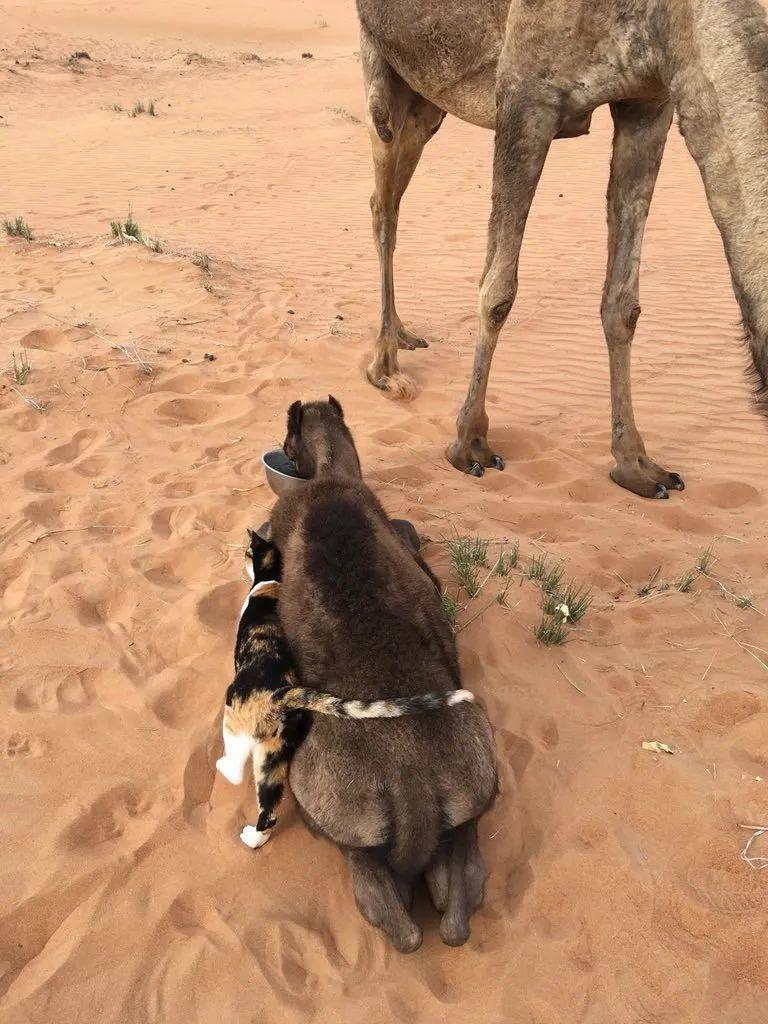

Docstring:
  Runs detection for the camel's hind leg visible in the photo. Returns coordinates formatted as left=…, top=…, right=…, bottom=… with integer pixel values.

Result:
left=345, top=848, right=422, bottom=953
left=601, top=100, right=684, bottom=499
left=448, top=92, right=558, bottom=475
left=362, top=32, right=445, bottom=398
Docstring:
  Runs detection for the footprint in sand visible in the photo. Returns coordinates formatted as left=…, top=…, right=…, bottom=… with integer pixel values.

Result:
left=699, top=479, right=762, bottom=510
left=15, top=671, right=94, bottom=713
left=18, top=327, right=68, bottom=351
left=64, top=783, right=155, bottom=848
left=46, top=428, right=99, bottom=466
left=4, top=733, right=46, bottom=758
left=196, top=581, right=241, bottom=632
left=156, top=397, right=221, bottom=426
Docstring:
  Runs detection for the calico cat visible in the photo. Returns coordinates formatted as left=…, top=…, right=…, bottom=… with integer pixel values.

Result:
left=216, top=530, right=474, bottom=849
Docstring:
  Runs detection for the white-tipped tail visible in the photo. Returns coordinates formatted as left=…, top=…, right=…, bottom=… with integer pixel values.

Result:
left=447, top=689, right=475, bottom=706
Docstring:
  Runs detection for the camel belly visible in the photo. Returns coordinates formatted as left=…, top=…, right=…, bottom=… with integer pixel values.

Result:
left=358, top=0, right=507, bottom=128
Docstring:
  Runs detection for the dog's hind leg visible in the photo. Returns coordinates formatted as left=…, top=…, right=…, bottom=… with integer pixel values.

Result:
left=424, top=837, right=450, bottom=912
left=345, top=849, right=422, bottom=953
left=439, top=820, right=486, bottom=946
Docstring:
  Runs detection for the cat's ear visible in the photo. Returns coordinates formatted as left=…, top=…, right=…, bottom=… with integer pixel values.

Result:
left=286, top=400, right=303, bottom=435
left=328, top=395, right=344, bottom=420
left=271, top=687, right=290, bottom=704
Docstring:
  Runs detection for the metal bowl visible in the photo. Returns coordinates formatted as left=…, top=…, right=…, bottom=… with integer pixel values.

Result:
left=262, top=447, right=307, bottom=497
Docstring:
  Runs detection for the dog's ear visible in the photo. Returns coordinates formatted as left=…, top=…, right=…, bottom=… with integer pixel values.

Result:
left=328, top=395, right=344, bottom=420
left=287, top=400, right=303, bottom=435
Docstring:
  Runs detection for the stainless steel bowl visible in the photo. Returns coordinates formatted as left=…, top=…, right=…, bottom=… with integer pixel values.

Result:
left=262, top=447, right=307, bottom=496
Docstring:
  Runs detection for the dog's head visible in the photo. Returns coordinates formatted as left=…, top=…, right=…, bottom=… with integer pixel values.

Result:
left=282, top=396, right=361, bottom=480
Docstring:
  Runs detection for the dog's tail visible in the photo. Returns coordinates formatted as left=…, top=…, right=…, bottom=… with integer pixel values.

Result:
left=278, top=687, right=474, bottom=718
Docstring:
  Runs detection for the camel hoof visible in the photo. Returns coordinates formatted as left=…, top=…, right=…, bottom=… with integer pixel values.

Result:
left=396, top=327, right=429, bottom=350
left=468, top=461, right=485, bottom=478
left=655, top=484, right=669, bottom=499
left=668, top=473, right=685, bottom=491
left=490, top=455, right=505, bottom=471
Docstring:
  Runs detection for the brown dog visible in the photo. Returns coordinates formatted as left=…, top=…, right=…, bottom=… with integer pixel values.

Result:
left=269, top=397, right=497, bottom=952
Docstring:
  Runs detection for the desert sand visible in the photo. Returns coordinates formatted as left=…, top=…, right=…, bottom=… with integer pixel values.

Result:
left=2, top=2, right=768, bottom=1021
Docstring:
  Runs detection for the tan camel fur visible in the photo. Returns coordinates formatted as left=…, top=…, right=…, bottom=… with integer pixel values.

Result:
left=357, top=0, right=768, bottom=497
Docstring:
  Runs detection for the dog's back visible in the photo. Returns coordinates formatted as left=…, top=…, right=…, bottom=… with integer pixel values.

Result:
left=272, top=476, right=497, bottom=875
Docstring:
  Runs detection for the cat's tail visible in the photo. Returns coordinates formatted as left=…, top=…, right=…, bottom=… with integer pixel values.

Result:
left=278, top=687, right=475, bottom=718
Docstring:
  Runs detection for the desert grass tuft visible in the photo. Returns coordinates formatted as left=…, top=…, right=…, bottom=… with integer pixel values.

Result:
left=525, top=554, right=548, bottom=582
left=440, top=592, right=459, bottom=628
left=10, top=350, right=31, bottom=384
left=676, top=568, right=696, bottom=593
left=493, top=540, right=519, bottom=576
left=535, top=614, right=567, bottom=646
left=4, top=216, right=33, bottom=240
left=446, top=536, right=490, bottom=597
left=130, top=99, right=157, bottom=117
left=696, top=545, right=715, bottom=576
left=559, top=582, right=592, bottom=623
left=110, top=209, right=161, bottom=251
left=541, top=561, right=564, bottom=595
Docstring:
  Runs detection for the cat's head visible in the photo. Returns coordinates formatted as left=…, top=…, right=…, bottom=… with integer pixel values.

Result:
left=244, top=528, right=282, bottom=585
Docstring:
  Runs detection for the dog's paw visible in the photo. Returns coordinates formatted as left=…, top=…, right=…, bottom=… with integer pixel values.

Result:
left=240, top=825, right=271, bottom=849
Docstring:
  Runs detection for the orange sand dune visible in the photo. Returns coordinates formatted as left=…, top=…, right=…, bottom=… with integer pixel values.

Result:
left=1, top=2, right=767, bottom=1022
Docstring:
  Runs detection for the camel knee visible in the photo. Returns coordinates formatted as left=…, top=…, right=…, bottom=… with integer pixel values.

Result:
left=480, top=279, right=517, bottom=330
left=601, top=294, right=641, bottom=344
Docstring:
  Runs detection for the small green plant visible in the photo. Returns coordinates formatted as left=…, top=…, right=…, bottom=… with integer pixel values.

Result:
left=493, top=541, right=519, bottom=576
left=110, top=209, right=161, bottom=251
left=735, top=593, right=755, bottom=610
left=440, top=592, right=459, bottom=627
left=11, top=350, right=31, bottom=384
left=446, top=536, right=490, bottom=597
left=676, top=568, right=696, bottom=593
left=525, top=554, right=548, bottom=582
left=541, top=561, right=564, bottom=596
left=535, top=614, right=567, bottom=646
left=559, top=582, right=592, bottom=623
left=4, top=216, right=33, bottom=240
left=697, top=545, right=714, bottom=576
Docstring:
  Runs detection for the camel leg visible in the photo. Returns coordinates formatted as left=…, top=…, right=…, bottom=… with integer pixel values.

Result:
left=601, top=100, right=685, bottom=499
left=362, top=33, right=444, bottom=396
left=345, top=848, right=422, bottom=953
left=447, top=96, right=558, bottom=475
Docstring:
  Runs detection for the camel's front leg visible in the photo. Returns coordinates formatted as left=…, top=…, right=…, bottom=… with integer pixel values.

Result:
left=601, top=100, right=684, bottom=499
left=448, top=96, right=558, bottom=476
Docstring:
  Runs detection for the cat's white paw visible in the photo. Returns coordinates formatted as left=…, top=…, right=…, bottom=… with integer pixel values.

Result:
left=216, top=755, right=245, bottom=786
left=240, top=825, right=271, bottom=849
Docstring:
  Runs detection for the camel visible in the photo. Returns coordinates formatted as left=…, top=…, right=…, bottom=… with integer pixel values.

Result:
left=357, top=0, right=768, bottom=497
